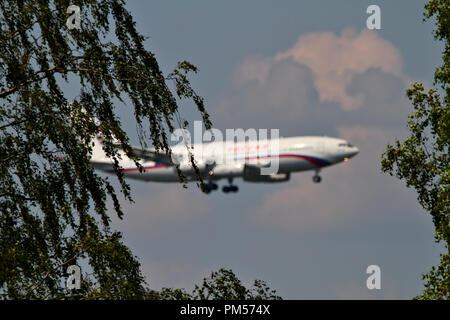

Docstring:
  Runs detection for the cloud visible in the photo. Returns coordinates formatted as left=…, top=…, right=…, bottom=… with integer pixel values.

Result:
left=217, top=57, right=319, bottom=132
left=214, top=29, right=410, bottom=136
left=275, top=28, right=404, bottom=110
left=344, top=68, right=411, bottom=126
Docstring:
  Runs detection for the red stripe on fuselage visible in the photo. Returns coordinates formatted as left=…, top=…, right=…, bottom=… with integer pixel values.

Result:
left=243, top=154, right=328, bottom=168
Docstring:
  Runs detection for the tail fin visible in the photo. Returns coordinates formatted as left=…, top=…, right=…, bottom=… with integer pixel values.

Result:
left=90, top=127, right=110, bottom=164
left=67, top=106, right=115, bottom=165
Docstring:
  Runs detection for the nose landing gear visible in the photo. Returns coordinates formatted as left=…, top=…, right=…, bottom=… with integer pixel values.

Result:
left=312, top=171, right=322, bottom=183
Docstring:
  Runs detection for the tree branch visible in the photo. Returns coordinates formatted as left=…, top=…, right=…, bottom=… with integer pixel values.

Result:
left=0, top=61, right=136, bottom=99
left=25, top=252, right=79, bottom=298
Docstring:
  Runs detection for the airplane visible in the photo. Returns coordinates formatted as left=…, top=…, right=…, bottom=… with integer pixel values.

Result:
left=90, top=132, right=359, bottom=194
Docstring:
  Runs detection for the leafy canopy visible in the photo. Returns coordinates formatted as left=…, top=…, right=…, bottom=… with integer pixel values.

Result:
left=0, top=0, right=210, bottom=299
left=155, top=269, right=282, bottom=300
left=381, top=0, right=449, bottom=300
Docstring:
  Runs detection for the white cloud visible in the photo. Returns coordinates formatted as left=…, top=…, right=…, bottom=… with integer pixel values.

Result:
left=215, top=29, right=410, bottom=134
left=275, top=28, right=404, bottom=110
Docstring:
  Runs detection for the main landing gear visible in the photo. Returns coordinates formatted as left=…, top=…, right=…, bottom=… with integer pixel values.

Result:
left=222, top=177, right=238, bottom=193
left=222, top=185, right=238, bottom=193
left=312, top=171, right=322, bottom=183
left=203, top=177, right=239, bottom=194
left=222, top=177, right=239, bottom=193
left=203, top=182, right=218, bottom=194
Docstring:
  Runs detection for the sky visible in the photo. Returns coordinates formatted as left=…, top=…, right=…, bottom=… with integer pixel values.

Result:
left=92, top=0, right=446, bottom=299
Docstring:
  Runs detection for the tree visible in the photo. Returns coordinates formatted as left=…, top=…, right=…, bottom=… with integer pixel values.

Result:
left=155, top=268, right=282, bottom=300
left=381, top=0, right=449, bottom=299
left=0, top=0, right=210, bottom=299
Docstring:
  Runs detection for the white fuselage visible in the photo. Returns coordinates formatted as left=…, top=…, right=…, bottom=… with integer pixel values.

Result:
left=91, top=136, right=359, bottom=187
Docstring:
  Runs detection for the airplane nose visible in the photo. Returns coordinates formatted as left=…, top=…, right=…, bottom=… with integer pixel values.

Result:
left=350, top=147, right=359, bottom=158
left=342, top=147, right=359, bottom=162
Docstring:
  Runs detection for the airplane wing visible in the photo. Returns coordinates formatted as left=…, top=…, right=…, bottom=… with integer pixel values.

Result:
left=129, top=146, right=174, bottom=165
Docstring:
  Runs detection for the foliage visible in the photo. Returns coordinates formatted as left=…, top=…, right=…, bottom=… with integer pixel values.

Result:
left=381, top=0, right=449, bottom=299
left=154, top=269, right=282, bottom=300
left=0, top=0, right=210, bottom=299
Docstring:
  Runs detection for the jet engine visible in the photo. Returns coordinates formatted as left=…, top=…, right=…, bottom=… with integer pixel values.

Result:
left=243, top=165, right=290, bottom=183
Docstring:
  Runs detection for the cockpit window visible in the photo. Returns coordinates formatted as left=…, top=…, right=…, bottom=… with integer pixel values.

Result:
left=338, top=142, right=353, bottom=147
